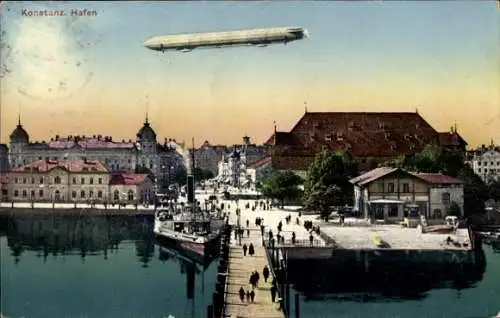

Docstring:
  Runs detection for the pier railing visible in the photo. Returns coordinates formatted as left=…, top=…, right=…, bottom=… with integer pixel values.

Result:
left=263, top=237, right=328, bottom=248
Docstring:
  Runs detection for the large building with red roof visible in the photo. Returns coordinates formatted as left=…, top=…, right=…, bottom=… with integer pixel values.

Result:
left=264, top=111, right=467, bottom=174
left=7, top=115, right=185, bottom=189
left=3, top=159, right=154, bottom=203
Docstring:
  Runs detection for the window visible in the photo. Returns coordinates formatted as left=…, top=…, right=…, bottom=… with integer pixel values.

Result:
left=402, top=183, right=410, bottom=193
left=378, top=183, right=384, bottom=192
left=54, top=176, right=61, bottom=184
left=31, top=177, right=35, bottom=184
left=72, top=191, right=77, bottom=198
left=433, top=209, right=442, bottom=218
left=30, top=190, right=35, bottom=198
left=39, top=177, right=44, bottom=184
left=81, top=178, right=85, bottom=184
left=39, top=190, right=44, bottom=197
left=80, top=190, right=85, bottom=198
left=388, top=183, right=395, bottom=192
left=14, top=190, right=19, bottom=197
left=22, top=190, right=27, bottom=197
left=441, top=192, right=451, bottom=206
left=127, top=190, right=134, bottom=201
left=98, top=178, right=102, bottom=184
left=113, top=190, right=120, bottom=201
left=15, top=178, right=18, bottom=183
left=97, top=190, right=103, bottom=198
left=23, top=178, right=26, bottom=184
left=388, top=205, right=398, bottom=217
left=89, top=177, right=94, bottom=185
left=89, top=190, right=94, bottom=198
left=478, top=162, right=481, bottom=166
left=73, top=177, right=77, bottom=184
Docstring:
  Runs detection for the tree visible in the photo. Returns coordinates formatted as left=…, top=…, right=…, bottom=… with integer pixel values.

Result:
left=260, top=171, right=303, bottom=206
left=304, top=150, right=358, bottom=218
left=193, top=167, right=214, bottom=181
left=488, top=179, right=500, bottom=201
left=134, top=166, right=155, bottom=180
left=446, top=201, right=462, bottom=217
left=304, top=183, right=343, bottom=220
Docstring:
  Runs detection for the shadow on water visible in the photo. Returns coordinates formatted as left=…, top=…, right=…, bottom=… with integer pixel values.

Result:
left=0, top=214, right=158, bottom=267
left=0, top=213, right=221, bottom=318
left=0, top=214, right=219, bottom=268
left=288, top=249, right=486, bottom=303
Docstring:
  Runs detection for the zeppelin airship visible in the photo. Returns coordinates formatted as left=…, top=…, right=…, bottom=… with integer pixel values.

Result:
left=143, top=26, right=308, bottom=53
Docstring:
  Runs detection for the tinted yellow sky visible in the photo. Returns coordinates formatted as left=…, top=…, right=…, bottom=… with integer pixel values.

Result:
left=1, top=2, right=498, bottom=148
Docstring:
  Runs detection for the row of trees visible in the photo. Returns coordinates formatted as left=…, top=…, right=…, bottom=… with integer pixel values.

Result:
left=259, top=143, right=500, bottom=218
left=260, top=150, right=358, bottom=219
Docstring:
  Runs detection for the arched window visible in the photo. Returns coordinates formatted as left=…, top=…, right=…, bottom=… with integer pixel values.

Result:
left=54, top=190, right=61, bottom=201
left=441, top=192, right=451, bottom=207
left=89, top=190, right=94, bottom=198
left=113, top=190, right=120, bottom=201
left=128, top=190, right=134, bottom=201
left=14, top=190, right=19, bottom=197
left=39, top=177, right=44, bottom=184
left=39, top=190, right=44, bottom=197
left=97, top=190, right=103, bottom=198
left=80, top=190, right=85, bottom=198
left=30, top=190, right=35, bottom=198
left=22, top=190, right=27, bottom=197
left=72, top=191, right=77, bottom=198
left=54, top=176, right=61, bottom=184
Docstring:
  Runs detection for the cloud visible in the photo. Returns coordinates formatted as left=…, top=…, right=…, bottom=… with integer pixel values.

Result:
left=1, top=8, right=101, bottom=100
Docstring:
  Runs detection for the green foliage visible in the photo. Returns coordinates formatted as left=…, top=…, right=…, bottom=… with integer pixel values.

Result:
left=446, top=201, right=462, bottom=217
left=304, top=150, right=358, bottom=218
left=488, top=179, right=500, bottom=201
left=261, top=171, right=303, bottom=204
left=304, top=183, right=344, bottom=220
left=193, top=167, right=214, bottom=181
left=134, top=166, right=155, bottom=180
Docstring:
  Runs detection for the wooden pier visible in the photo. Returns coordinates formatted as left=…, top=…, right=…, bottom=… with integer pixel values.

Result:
left=223, top=227, right=284, bottom=318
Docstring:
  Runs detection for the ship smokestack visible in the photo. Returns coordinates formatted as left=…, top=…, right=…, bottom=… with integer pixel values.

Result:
left=187, top=175, right=194, bottom=205
left=186, top=137, right=195, bottom=205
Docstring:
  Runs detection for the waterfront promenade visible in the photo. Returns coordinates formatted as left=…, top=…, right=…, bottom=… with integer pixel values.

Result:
left=224, top=227, right=284, bottom=318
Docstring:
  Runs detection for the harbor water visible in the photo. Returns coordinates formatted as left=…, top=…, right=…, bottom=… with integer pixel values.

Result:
left=1, top=213, right=499, bottom=318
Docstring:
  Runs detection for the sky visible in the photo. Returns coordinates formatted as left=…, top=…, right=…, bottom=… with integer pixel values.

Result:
left=0, top=1, right=498, bottom=148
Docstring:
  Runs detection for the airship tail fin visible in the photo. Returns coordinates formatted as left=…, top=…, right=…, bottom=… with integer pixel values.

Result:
left=303, top=29, right=310, bottom=38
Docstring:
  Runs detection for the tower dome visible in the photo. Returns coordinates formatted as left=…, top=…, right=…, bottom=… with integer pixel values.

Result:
left=9, top=116, right=29, bottom=143
left=136, top=115, right=157, bottom=141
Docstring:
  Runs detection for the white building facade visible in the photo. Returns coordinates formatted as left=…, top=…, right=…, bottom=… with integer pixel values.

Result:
left=468, top=145, right=500, bottom=184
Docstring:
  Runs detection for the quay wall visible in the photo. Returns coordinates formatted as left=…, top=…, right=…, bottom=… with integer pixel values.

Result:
left=285, top=247, right=477, bottom=264
left=0, top=207, right=155, bottom=216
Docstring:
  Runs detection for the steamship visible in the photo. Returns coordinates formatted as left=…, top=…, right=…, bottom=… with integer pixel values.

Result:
left=153, top=142, right=224, bottom=256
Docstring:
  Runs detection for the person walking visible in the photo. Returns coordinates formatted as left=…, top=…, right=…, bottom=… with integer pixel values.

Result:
left=263, top=265, right=270, bottom=283
left=250, top=289, right=255, bottom=302
left=246, top=219, right=249, bottom=227
left=248, top=243, right=255, bottom=256
left=246, top=290, right=251, bottom=302
left=239, top=286, right=245, bottom=302
left=309, top=233, right=314, bottom=246
left=270, top=284, right=277, bottom=303
left=291, top=232, right=296, bottom=245
left=255, top=270, right=260, bottom=286
left=243, top=243, right=248, bottom=256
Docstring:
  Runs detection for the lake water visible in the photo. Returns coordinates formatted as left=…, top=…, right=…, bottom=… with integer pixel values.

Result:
left=1, top=214, right=499, bottom=318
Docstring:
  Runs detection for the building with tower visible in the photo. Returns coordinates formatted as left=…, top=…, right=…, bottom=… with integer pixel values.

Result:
left=7, top=114, right=184, bottom=189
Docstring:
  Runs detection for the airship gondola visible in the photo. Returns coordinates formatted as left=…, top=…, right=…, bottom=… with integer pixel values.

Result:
left=143, top=26, right=308, bottom=52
